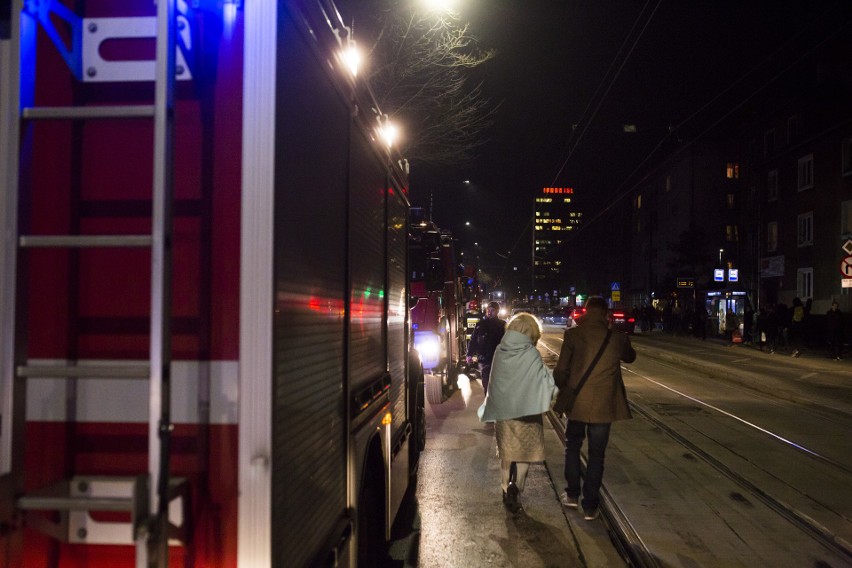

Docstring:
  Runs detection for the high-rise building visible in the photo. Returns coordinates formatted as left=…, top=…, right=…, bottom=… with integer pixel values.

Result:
left=533, top=187, right=582, bottom=299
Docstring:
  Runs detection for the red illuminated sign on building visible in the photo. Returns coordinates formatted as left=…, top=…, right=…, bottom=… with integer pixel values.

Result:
left=541, top=187, right=574, bottom=194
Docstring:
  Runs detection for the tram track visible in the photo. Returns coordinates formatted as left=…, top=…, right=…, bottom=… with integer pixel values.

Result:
left=624, top=399, right=852, bottom=564
left=623, top=365, right=852, bottom=478
left=537, top=330, right=852, bottom=566
left=539, top=337, right=660, bottom=566
left=631, top=337, right=852, bottom=422
left=545, top=409, right=660, bottom=568
left=631, top=342, right=852, bottom=426
left=546, top=396, right=852, bottom=567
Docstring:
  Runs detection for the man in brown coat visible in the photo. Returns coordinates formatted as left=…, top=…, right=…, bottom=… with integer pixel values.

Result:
left=553, top=296, right=636, bottom=520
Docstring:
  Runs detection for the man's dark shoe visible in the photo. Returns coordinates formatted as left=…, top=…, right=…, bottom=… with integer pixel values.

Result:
left=583, top=506, right=600, bottom=521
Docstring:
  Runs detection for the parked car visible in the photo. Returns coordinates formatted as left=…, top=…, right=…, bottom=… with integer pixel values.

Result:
left=542, top=310, right=568, bottom=326
left=609, top=308, right=635, bottom=334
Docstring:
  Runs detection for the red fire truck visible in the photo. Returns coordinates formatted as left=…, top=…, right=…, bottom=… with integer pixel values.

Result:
left=0, top=0, right=424, bottom=566
left=408, top=210, right=471, bottom=404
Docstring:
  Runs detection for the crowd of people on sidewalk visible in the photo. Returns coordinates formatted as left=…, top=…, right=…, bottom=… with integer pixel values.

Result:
left=747, top=297, right=844, bottom=360
left=630, top=297, right=846, bottom=360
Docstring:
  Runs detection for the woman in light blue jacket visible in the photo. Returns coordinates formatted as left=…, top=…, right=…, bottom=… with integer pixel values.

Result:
left=478, top=312, right=556, bottom=512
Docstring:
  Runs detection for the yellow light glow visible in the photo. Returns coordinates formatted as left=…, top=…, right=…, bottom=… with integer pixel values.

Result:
left=382, top=412, right=393, bottom=426
left=342, top=42, right=361, bottom=77
left=380, top=121, right=398, bottom=147
left=423, top=0, right=455, bottom=12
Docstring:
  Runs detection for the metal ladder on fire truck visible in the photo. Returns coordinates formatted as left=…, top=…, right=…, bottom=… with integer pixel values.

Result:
left=0, top=0, right=189, bottom=565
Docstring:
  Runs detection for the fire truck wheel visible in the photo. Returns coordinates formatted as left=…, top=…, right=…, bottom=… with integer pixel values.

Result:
left=425, top=373, right=444, bottom=404
left=357, top=464, right=388, bottom=565
left=415, top=389, right=427, bottom=452
left=416, top=405, right=427, bottom=452
left=442, top=336, right=459, bottom=392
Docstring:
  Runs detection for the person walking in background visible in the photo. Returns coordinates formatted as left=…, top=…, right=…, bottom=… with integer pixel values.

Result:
left=693, top=305, right=708, bottom=340
left=724, top=309, right=739, bottom=346
left=552, top=296, right=636, bottom=521
left=826, top=301, right=844, bottom=360
left=776, top=301, right=790, bottom=351
left=766, top=304, right=780, bottom=353
left=755, top=307, right=768, bottom=351
left=466, top=301, right=507, bottom=394
left=478, top=313, right=556, bottom=513
left=743, top=303, right=755, bottom=345
left=790, top=297, right=805, bottom=357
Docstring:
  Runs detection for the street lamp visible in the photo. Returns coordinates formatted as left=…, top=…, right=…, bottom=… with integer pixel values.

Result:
left=719, top=248, right=724, bottom=266
left=341, top=41, right=361, bottom=77
left=422, top=0, right=456, bottom=13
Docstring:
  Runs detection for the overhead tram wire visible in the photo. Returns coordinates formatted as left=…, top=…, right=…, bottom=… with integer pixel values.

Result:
left=498, top=1, right=660, bottom=286
left=501, top=1, right=850, bottom=284
left=549, top=0, right=852, bottom=254
left=550, top=0, right=662, bottom=187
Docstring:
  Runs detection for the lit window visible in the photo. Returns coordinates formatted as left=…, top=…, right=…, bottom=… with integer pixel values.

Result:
left=767, top=169, right=778, bottom=201
left=797, top=154, right=814, bottom=190
left=726, top=225, right=739, bottom=242
left=725, top=162, right=740, bottom=179
left=767, top=221, right=778, bottom=252
left=636, top=194, right=642, bottom=209
left=727, top=194, right=735, bottom=209
left=797, top=211, right=813, bottom=247
left=797, top=267, right=813, bottom=299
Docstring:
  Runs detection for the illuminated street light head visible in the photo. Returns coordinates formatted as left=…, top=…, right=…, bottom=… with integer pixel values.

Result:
left=378, top=115, right=399, bottom=148
left=341, top=41, right=361, bottom=77
left=422, top=0, right=456, bottom=13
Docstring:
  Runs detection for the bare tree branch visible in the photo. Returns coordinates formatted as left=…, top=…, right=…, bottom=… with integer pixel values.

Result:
left=363, top=4, right=500, bottom=165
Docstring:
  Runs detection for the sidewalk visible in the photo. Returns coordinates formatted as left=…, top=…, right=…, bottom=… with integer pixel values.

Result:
left=412, top=376, right=625, bottom=567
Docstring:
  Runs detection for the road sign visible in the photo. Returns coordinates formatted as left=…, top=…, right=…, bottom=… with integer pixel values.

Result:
left=844, top=240, right=852, bottom=255
left=610, top=282, right=620, bottom=291
left=728, top=269, right=739, bottom=282
left=841, top=255, right=852, bottom=278
left=612, top=290, right=621, bottom=302
left=713, top=269, right=724, bottom=282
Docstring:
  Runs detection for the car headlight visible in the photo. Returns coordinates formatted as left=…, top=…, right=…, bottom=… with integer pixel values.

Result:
left=414, top=331, right=442, bottom=369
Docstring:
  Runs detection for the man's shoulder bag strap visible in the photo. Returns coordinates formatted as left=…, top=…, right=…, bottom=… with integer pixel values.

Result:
left=572, top=329, right=612, bottom=397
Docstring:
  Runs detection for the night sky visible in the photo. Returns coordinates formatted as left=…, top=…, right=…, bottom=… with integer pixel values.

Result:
left=405, top=0, right=852, bottom=288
